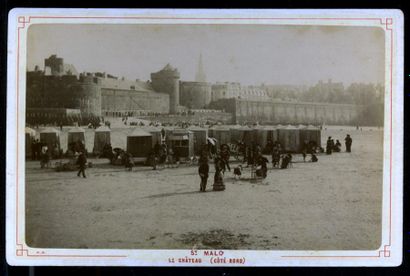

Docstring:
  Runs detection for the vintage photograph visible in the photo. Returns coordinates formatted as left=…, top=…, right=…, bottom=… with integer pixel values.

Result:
left=23, top=22, right=387, bottom=252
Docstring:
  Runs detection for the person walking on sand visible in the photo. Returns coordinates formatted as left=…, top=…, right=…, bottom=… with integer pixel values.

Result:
left=198, top=155, right=209, bottom=192
left=345, top=134, right=353, bottom=152
left=76, top=151, right=87, bottom=178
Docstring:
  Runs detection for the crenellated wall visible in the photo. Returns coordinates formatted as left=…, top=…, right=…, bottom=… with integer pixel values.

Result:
left=26, top=56, right=364, bottom=125
left=26, top=71, right=169, bottom=121
left=101, top=88, right=169, bottom=115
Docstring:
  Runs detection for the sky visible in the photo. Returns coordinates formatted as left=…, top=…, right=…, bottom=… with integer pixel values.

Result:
left=27, top=24, right=385, bottom=86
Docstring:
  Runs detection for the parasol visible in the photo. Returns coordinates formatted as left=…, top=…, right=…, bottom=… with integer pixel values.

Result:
left=207, top=137, right=217, bottom=146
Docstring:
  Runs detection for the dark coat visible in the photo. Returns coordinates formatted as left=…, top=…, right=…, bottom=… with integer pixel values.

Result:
left=233, top=167, right=242, bottom=176
left=198, top=163, right=209, bottom=178
left=77, top=153, right=87, bottom=167
left=345, top=136, right=352, bottom=145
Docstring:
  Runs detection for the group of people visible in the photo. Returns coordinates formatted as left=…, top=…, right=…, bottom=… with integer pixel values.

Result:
left=104, top=147, right=135, bottom=170
left=197, top=141, right=275, bottom=192
left=97, top=140, right=184, bottom=172
left=31, top=138, right=62, bottom=168
left=53, top=128, right=353, bottom=190
left=270, top=141, right=296, bottom=169
left=326, top=134, right=353, bottom=155
left=197, top=146, right=228, bottom=192
left=30, top=138, right=45, bottom=161
left=195, top=134, right=341, bottom=192
left=67, top=140, right=87, bottom=157
left=148, top=142, right=182, bottom=170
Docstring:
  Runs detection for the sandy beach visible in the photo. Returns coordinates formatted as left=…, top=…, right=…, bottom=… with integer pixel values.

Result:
left=25, top=127, right=383, bottom=250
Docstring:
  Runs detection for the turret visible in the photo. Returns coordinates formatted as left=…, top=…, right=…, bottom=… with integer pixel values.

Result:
left=151, top=64, right=180, bottom=114
left=44, top=55, right=64, bottom=76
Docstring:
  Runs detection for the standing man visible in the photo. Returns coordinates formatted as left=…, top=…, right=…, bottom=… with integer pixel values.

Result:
left=246, top=145, right=253, bottom=168
left=326, top=136, right=333, bottom=155
left=77, top=151, right=87, bottom=178
left=35, top=139, right=42, bottom=160
left=150, top=148, right=158, bottom=170
left=31, top=138, right=37, bottom=160
left=154, top=142, right=161, bottom=157
left=220, top=144, right=231, bottom=172
left=161, top=128, right=166, bottom=142
left=198, top=155, right=209, bottom=192
left=271, top=146, right=280, bottom=168
left=345, top=134, right=353, bottom=153
left=124, top=152, right=134, bottom=171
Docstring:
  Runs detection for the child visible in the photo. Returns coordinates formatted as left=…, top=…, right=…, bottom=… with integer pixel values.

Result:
left=233, top=165, right=242, bottom=180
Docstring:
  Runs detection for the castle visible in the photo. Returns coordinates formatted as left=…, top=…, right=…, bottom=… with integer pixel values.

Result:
left=26, top=55, right=362, bottom=125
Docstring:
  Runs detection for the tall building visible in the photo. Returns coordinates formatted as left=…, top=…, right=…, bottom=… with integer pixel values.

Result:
left=195, top=53, right=207, bottom=82
left=26, top=55, right=170, bottom=125
left=150, top=64, right=180, bottom=114
left=44, top=55, right=78, bottom=76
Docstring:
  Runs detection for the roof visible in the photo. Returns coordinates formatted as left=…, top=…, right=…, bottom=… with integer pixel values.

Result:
left=40, top=127, right=60, bottom=134
left=142, top=126, right=162, bottom=133
left=172, top=129, right=193, bottom=135
left=163, top=63, right=175, bottom=71
left=188, top=126, right=207, bottom=131
left=95, top=126, right=111, bottom=132
left=68, top=127, right=85, bottom=133
left=306, top=125, right=320, bottom=130
left=236, top=126, right=253, bottom=131
left=284, top=125, right=299, bottom=130
left=63, top=63, right=78, bottom=76
left=261, top=125, right=277, bottom=130
left=210, top=125, right=230, bottom=131
left=128, top=128, right=152, bottom=137
left=227, top=124, right=242, bottom=129
left=25, top=127, right=36, bottom=135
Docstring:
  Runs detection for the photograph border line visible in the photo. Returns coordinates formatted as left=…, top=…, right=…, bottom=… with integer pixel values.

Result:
left=9, top=13, right=397, bottom=263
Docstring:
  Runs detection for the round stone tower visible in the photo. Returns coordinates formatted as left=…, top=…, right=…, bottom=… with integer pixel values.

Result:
left=150, top=64, right=180, bottom=114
